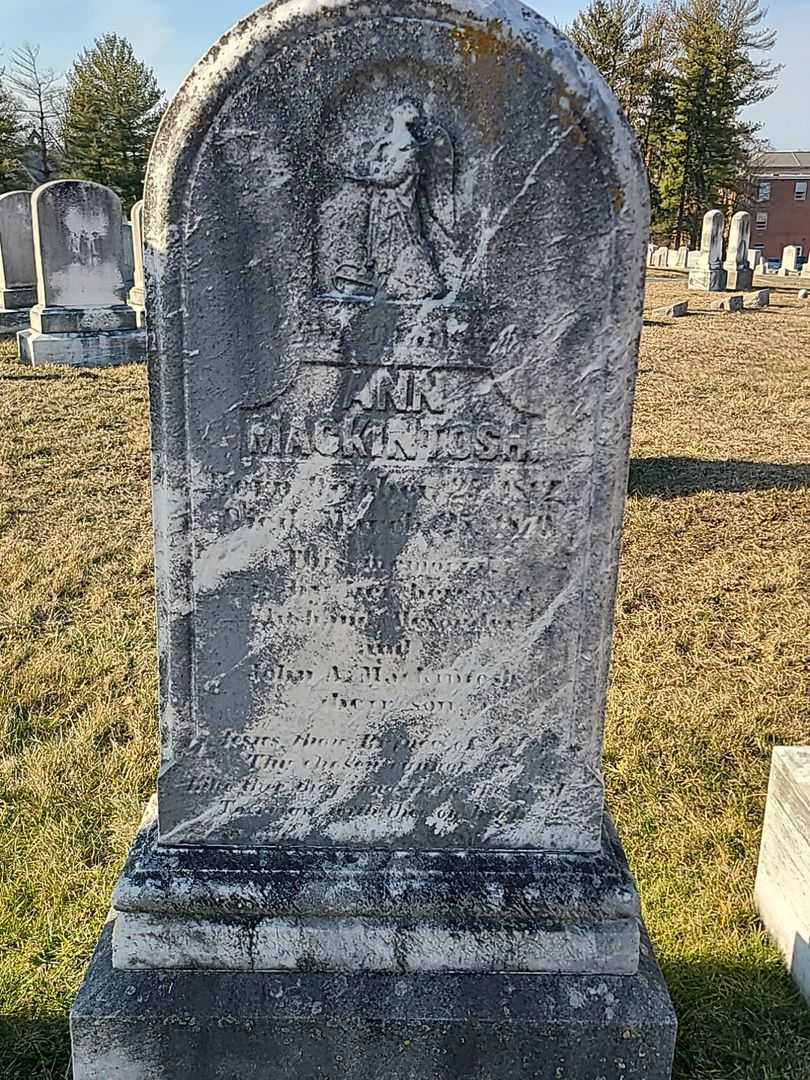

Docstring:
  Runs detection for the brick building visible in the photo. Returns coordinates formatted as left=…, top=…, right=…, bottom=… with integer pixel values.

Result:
left=748, top=151, right=810, bottom=265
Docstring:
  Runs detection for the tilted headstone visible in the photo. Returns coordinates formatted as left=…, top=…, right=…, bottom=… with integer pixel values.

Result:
left=128, top=199, right=145, bottom=324
left=755, top=747, right=810, bottom=1006
left=17, top=180, right=145, bottom=367
left=0, top=190, right=36, bottom=334
left=711, top=294, right=743, bottom=312
left=723, top=212, right=752, bottom=291
left=688, top=209, right=726, bottom=291
left=71, top=3, right=676, bottom=1078
left=780, top=245, right=799, bottom=275
left=744, top=289, right=769, bottom=308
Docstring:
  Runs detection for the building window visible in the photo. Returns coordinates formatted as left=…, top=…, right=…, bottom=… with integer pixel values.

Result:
left=756, top=212, right=768, bottom=230
left=758, top=182, right=771, bottom=202
left=795, top=181, right=808, bottom=201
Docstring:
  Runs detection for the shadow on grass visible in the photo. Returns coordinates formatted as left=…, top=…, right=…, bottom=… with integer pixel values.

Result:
left=0, top=1015, right=70, bottom=1080
left=664, top=953, right=810, bottom=1079
left=630, top=456, right=810, bottom=497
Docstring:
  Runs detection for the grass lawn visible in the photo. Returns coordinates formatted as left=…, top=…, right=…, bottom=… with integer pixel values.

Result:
left=1, top=274, right=809, bottom=1078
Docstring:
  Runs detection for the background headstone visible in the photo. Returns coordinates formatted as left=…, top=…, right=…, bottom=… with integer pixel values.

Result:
left=723, top=211, right=752, bottom=291
left=780, top=245, right=799, bottom=275
left=128, top=199, right=145, bottom=325
left=755, top=747, right=810, bottom=1007
left=688, top=209, right=726, bottom=291
left=121, top=220, right=135, bottom=292
left=17, top=180, right=145, bottom=367
left=71, top=2, right=676, bottom=1078
left=0, top=190, right=36, bottom=334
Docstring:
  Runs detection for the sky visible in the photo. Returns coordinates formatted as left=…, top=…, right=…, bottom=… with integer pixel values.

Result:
left=0, top=0, right=807, bottom=149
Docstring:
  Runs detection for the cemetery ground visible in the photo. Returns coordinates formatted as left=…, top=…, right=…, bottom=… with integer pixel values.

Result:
left=0, top=274, right=808, bottom=1079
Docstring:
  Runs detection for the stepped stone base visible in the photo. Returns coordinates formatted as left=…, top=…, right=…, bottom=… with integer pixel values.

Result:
left=725, top=268, right=753, bottom=291
left=688, top=267, right=727, bottom=291
left=17, top=327, right=145, bottom=367
left=109, top=802, right=643, bottom=976
left=71, top=919, right=676, bottom=1080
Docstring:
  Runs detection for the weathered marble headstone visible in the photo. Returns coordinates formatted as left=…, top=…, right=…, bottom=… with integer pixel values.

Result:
left=686, top=250, right=700, bottom=268
left=748, top=248, right=762, bottom=274
left=755, top=747, right=810, bottom=1006
left=0, top=190, right=36, bottom=335
left=128, top=199, right=145, bottom=325
left=666, top=247, right=679, bottom=269
left=675, top=245, right=688, bottom=270
left=688, top=209, right=726, bottom=291
left=744, top=289, right=769, bottom=309
left=780, top=245, right=799, bottom=275
left=654, top=245, right=669, bottom=267
left=71, top=3, right=676, bottom=1078
left=711, top=294, right=743, bottom=312
left=17, top=180, right=145, bottom=367
left=647, top=242, right=655, bottom=266
left=723, top=211, right=752, bottom=291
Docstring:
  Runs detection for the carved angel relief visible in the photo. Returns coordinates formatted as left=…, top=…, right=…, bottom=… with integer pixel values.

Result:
left=319, top=98, right=457, bottom=304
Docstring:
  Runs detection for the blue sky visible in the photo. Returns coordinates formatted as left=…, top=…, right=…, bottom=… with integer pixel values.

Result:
left=1, top=0, right=806, bottom=149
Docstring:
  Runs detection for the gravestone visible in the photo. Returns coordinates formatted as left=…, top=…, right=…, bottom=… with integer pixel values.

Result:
left=675, top=245, right=688, bottom=269
left=0, top=190, right=36, bottom=335
left=121, top=220, right=135, bottom=291
left=666, top=248, right=679, bottom=269
left=748, top=248, right=762, bottom=274
left=723, top=211, right=752, bottom=291
left=17, top=180, right=145, bottom=367
left=688, top=209, right=726, bottom=291
left=128, top=199, right=145, bottom=325
left=686, top=250, right=700, bottom=268
left=647, top=242, right=655, bottom=266
left=654, top=245, right=669, bottom=267
left=780, top=245, right=799, bottom=275
left=711, top=294, right=743, bottom=312
left=744, top=289, right=769, bottom=308
left=71, top=2, right=676, bottom=1078
left=755, top=747, right=810, bottom=1006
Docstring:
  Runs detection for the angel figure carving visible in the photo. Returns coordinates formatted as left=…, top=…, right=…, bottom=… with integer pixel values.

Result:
left=334, top=99, right=455, bottom=301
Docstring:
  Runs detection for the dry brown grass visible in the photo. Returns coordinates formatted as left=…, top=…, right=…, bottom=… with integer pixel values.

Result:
left=1, top=276, right=809, bottom=1077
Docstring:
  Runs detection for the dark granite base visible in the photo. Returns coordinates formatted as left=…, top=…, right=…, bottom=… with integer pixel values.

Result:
left=17, top=327, right=145, bottom=367
left=71, top=921, right=676, bottom=1080
left=0, top=307, right=30, bottom=335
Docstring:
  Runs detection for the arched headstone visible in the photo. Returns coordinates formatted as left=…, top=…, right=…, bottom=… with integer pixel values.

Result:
left=0, top=191, right=36, bottom=334
left=18, top=180, right=145, bottom=367
left=71, top=2, right=675, bottom=1078
left=688, top=209, right=726, bottom=291
left=128, top=199, right=145, bottom=325
left=724, top=212, right=752, bottom=291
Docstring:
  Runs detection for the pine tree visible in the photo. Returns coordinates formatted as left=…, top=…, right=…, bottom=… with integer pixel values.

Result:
left=568, top=0, right=654, bottom=128
left=655, top=0, right=778, bottom=245
left=568, top=0, right=676, bottom=226
left=63, top=34, right=163, bottom=210
left=0, top=84, right=28, bottom=193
